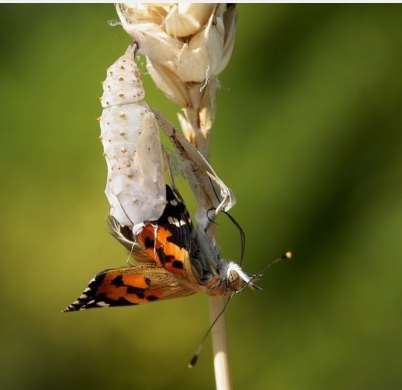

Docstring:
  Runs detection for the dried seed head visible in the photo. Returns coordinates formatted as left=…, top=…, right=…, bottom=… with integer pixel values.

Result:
left=177, top=13, right=225, bottom=83
left=146, top=61, right=190, bottom=107
left=115, top=3, right=238, bottom=157
left=165, top=4, right=215, bottom=37
left=116, top=3, right=238, bottom=93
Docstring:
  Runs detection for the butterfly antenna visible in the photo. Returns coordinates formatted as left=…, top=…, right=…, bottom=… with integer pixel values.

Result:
left=208, top=176, right=246, bottom=265
left=188, top=295, right=233, bottom=368
left=223, top=210, right=246, bottom=266
left=259, top=251, right=292, bottom=275
left=233, top=251, right=292, bottom=294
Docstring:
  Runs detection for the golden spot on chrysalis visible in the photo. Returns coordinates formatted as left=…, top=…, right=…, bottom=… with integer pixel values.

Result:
left=118, top=93, right=125, bottom=98
left=120, top=66, right=125, bottom=70
left=119, top=113, right=126, bottom=119
left=98, top=97, right=102, bottom=102
left=100, top=81, right=104, bottom=86
left=102, top=152, right=107, bottom=157
left=96, top=117, right=101, bottom=122
left=119, top=132, right=126, bottom=136
left=121, top=147, right=127, bottom=153
left=119, top=77, right=124, bottom=82
left=132, top=198, right=138, bottom=203
left=125, top=162, right=131, bottom=168
left=98, top=135, right=103, bottom=140
left=127, top=169, right=135, bottom=178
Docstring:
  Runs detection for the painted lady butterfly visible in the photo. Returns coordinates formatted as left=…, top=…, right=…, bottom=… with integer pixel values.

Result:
left=63, top=184, right=260, bottom=312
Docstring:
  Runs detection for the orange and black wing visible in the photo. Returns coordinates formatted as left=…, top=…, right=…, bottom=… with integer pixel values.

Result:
left=137, top=186, right=193, bottom=274
left=63, top=264, right=203, bottom=312
left=109, top=185, right=193, bottom=270
left=116, top=185, right=196, bottom=281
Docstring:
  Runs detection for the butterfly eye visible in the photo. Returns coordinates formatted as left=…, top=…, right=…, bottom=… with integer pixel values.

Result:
left=227, top=270, right=241, bottom=290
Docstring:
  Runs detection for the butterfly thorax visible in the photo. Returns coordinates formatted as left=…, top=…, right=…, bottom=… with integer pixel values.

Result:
left=191, top=228, right=259, bottom=296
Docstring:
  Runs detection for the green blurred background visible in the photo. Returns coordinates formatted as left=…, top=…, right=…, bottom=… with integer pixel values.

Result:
left=1, top=4, right=402, bottom=390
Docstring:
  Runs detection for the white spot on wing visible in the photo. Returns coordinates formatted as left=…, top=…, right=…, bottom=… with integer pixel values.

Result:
left=168, top=216, right=186, bottom=228
left=97, top=301, right=110, bottom=307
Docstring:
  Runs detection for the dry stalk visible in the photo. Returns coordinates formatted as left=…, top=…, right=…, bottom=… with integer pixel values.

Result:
left=116, top=5, right=239, bottom=389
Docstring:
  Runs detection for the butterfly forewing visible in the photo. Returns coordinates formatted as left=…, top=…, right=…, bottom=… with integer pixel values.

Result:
left=64, top=185, right=204, bottom=312
left=63, top=264, right=205, bottom=312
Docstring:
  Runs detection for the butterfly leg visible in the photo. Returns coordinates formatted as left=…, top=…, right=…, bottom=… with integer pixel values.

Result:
left=202, top=171, right=232, bottom=231
left=163, top=147, right=178, bottom=191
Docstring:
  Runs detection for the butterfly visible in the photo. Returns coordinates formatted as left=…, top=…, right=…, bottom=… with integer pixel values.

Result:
left=63, top=185, right=260, bottom=312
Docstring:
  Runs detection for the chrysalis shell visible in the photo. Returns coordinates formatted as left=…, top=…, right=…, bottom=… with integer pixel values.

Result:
left=151, top=108, right=236, bottom=230
left=99, top=45, right=166, bottom=233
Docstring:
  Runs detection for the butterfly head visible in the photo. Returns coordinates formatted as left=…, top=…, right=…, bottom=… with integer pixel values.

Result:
left=226, top=262, right=262, bottom=293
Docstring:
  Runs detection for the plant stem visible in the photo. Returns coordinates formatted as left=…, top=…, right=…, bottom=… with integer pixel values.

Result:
left=209, top=296, right=233, bottom=390
left=181, top=107, right=233, bottom=389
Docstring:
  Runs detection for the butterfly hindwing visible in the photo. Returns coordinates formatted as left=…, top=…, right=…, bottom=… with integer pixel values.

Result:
left=63, top=264, right=204, bottom=312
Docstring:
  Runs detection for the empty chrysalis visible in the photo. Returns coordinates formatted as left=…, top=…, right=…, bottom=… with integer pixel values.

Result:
left=99, top=44, right=166, bottom=234
left=151, top=108, right=236, bottom=230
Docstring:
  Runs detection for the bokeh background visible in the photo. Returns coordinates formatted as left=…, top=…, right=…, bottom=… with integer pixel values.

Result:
left=1, top=4, right=402, bottom=390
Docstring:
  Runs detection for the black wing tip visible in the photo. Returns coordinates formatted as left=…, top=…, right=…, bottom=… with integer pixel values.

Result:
left=62, top=307, right=76, bottom=313
left=62, top=299, right=111, bottom=312
left=62, top=301, right=86, bottom=313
